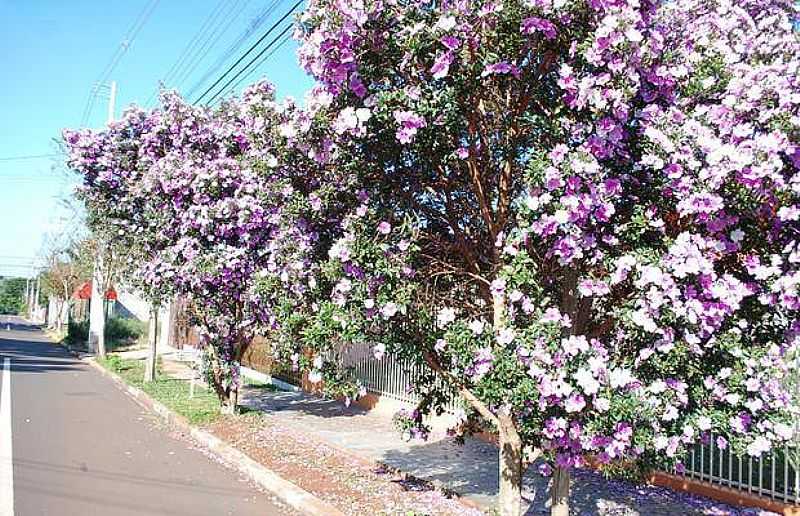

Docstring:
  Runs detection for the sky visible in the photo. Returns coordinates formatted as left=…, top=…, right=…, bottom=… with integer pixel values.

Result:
left=0, top=0, right=314, bottom=278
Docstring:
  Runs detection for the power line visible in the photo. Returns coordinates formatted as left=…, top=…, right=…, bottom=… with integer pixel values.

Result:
left=80, top=0, right=161, bottom=126
left=171, top=0, right=251, bottom=92
left=211, top=30, right=292, bottom=104
left=144, top=0, right=232, bottom=107
left=205, top=25, right=293, bottom=105
left=193, top=0, right=302, bottom=105
left=186, top=0, right=284, bottom=99
left=0, top=153, right=60, bottom=162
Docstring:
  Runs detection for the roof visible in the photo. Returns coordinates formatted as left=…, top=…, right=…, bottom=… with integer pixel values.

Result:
left=72, top=281, right=117, bottom=300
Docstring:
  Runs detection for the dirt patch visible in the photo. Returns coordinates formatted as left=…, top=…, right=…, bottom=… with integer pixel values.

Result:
left=203, top=413, right=482, bottom=516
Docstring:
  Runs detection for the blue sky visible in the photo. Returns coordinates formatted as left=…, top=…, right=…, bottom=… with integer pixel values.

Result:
left=0, top=0, right=313, bottom=277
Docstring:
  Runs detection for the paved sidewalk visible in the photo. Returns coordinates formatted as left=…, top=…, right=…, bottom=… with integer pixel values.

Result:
left=132, top=347, right=772, bottom=515
left=239, top=388, right=770, bottom=516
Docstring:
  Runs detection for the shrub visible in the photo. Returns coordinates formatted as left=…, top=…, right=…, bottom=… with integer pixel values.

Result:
left=105, top=317, right=146, bottom=348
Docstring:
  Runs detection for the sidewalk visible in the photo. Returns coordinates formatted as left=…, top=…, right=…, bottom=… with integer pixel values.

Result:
left=238, top=387, right=768, bottom=515
left=146, top=349, right=772, bottom=515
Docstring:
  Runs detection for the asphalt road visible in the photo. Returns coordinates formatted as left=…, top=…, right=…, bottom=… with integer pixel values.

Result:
left=0, top=316, right=294, bottom=516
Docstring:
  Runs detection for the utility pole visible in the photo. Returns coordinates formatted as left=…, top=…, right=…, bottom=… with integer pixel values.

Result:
left=34, top=274, right=40, bottom=323
left=88, top=81, right=117, bottom=356
left=106, top=81, right=117, bottom=126
left=24, top=278, right=30, bottom=319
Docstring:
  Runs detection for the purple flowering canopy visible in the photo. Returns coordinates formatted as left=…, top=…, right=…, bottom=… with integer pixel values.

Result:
left=64, top=86, right=323, bottom=412
left=64, top=0, right=800, bottom=512
left=295, top=0, right=800, bottom=513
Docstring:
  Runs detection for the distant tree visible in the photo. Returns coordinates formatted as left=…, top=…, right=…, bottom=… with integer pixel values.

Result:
left=0, top=277, right=27, bottom=315
left=40, top=238, right=94, bottom=331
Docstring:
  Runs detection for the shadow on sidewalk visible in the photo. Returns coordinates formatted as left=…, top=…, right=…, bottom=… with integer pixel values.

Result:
left=243, top=388, right=365, bottom=419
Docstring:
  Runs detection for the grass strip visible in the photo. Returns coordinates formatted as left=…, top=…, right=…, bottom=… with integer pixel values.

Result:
left=97, top=355, right=221, bottom=425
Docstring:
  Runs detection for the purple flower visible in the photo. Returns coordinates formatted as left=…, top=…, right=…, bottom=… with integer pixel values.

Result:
left=440, top=35, right=461, bottom=50
left=538, top=463, right=553, bottom=476
left=430, top=51, right=455, bottom=79
left=481, top=61, right=520, bottom=78
left=393, top=110, right=426, bottom=144
left=490, top=278, right=506, bottom=295
left=522, top=17, right=558, bottom=40
left=377, top=221, right=391, bottom=234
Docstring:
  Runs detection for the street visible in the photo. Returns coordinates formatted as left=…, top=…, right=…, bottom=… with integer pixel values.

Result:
left=0, top=316, right=293, bottom=516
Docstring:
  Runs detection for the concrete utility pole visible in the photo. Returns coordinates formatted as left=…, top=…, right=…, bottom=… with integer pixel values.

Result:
left=24, top=278, right=30, bottom=318
left=34, top=275, right=40, bottom=323
left=88, top=81, right=117, bottom=356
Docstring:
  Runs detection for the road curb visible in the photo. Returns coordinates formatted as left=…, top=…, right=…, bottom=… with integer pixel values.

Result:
left=85, top=358, right=345, bottom=516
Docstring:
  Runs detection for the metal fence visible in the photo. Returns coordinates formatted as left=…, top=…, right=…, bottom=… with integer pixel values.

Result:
left=339, top=341, right=461, bottom=412
left=675, top=433, right=800, bottom=504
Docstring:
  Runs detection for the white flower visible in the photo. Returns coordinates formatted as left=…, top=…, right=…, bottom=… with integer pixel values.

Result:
left=773, top=422, right=794, bottom=440
left=746, top=436, right=771, bottom=457
left=573, top=367, right=600, bottom=395
left=313, top=356, right=323, bottom=369
left=437, top=307, right=457, bottom=328
left=662, top=405, right=679, bottom=421
left=625, top=27, right=643, bottom=43
left=435, top=15, right=456, bottom=31
left=364, top=298, right=375, bottom=309
left=609, top=367, right=634, bottom=389
left=745, top=398, right=763, bottom=413
left=434, top=338, right=447, bottom=352
left=468, top=319, right=485, bottom=335
left=697, top=416, right=713, bottom=431
left=355, top=107, right=372, bottom=122
left=496, top=328, right=515, bottom=345
left=631, top=309, right=658, bottom=333
left=649, top=380, right=667, bottom=394
left=373, top=343, right=386, bottom=360
left=381, top=302, right=399, bottom=319
left=564, top=394, right=586, bottom=413
left=308, top=370, right=323, bottom=384
left=279, top=122, right=297, bottom=138
left=724, top=393, right=741, bottom=405
left=594, top=397, right=610, bottom=412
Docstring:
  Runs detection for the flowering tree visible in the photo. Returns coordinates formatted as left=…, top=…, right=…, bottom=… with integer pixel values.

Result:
left=64, top=108, right=163, bottom=362
left=64, top=86, right=313, bottom=411
left=294, top=0, right=800, bottom=514
left=141, top=87, right=325, bottom=412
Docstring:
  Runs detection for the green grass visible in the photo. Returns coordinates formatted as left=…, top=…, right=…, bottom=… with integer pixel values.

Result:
left=97, top=355, right=221, bottom=425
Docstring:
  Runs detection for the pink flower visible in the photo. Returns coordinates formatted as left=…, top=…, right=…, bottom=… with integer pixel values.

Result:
left=377, top=221, right=391, bottom=234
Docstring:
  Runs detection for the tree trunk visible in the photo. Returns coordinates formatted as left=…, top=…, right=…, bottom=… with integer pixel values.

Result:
left=550, top=466, right=570, bottom=516
left=498, top=412, right=524, bottom=516
left=144, top=307, right=158, bottom=382
left=220, top=386, right=238, bottom=415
